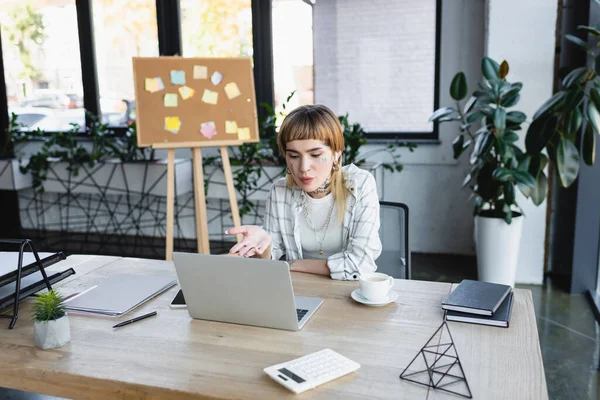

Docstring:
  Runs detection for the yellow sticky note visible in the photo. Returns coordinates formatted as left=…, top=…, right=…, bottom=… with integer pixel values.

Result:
left=224, top=82, right=241, bottom=99
left=165, top=116, right=181, bottom=132
left=201, top=89, right=218, bottom=105
left=237, top=127, right=250, bottom=140
left=145, top=78, right=158, bottom=92
left=164, top=93, right=178, bottom=107
left=179, top=86, right=195, bottom=100
left=225, top=120, right=238, bottom=134
left=194, top=65, right=207, bottom=79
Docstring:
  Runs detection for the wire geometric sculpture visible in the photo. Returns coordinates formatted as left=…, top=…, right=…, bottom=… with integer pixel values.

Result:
left=400, top=321, right=472, bottom=398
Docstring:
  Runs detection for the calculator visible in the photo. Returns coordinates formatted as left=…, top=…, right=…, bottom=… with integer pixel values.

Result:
left=263, top=349, right=361, bottom=394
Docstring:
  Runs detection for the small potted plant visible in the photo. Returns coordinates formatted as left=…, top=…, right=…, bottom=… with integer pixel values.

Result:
left=32, top=290, right=71, bottom=350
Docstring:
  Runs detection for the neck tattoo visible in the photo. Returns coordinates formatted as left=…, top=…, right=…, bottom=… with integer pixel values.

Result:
left=309, top=178, right=331, bottom=197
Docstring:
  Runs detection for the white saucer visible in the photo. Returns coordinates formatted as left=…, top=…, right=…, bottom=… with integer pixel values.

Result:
left=351, top=289, right=398, bottom=306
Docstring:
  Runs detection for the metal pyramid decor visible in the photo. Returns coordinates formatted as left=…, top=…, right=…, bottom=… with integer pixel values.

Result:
left=400, top=321, right=472, bottom=398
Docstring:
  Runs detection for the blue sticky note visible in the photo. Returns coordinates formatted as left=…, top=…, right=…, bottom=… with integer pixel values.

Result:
left=170, top=70, right=186, bottom=85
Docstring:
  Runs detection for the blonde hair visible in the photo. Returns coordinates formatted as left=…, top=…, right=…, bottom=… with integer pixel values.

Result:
left=278, top=104, right=348, bottom=222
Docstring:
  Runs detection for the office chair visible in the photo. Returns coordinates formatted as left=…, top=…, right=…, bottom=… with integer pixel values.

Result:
left=377, top=201, right=410, bottom=280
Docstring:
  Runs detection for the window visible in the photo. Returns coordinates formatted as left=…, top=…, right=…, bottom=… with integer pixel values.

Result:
left=180, top=0, right=253, bottom=58
left=92, top=0, right=159, bottom=127
left=1, top=0, right=84, bottom=131
left=313, top=0, right=439, bottom=139
left=272, top=0, right=314, bottom=115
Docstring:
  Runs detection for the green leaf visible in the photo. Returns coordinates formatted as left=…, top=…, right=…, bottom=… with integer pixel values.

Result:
left=463, top=96, right=477, bottom=115
left=499, top=61, right=509, bottom=79
left=500, top=88, right=521, bottom=107
left=583, top=124, right=596, bottom=166
left=565, top=34, right=592, bottom=52
left=562, top=67, right=589, bottom=88
left=482, top=57, right=500, bottom=82
left=466, top=111, right=484, bottom=123
left=590, top=87, right=600, bottom=110
left=506, top=111, right=526, bottom=124
left=595, top=55, right=600, bottom=75
left=566, top=108, right=583, bottom=138
left=577, top=25, right=600, bottom=37
left=429, top=107, right=455, bottom=122
left=503, top=204, right=513, bottom=224
left=493, top=108, right=506, bottom=136
left=532, top=91, right=566, bottom=121
left=587, top=100, right=600, bottom=134
left=450, top=72, right=468, bottom=100
left=531, top=172, right=548, bottom=206
left=526, top=115, right=558, bottom=153
left=492, top=167, right=512, bottom=181
left=556, top=136, right=581, bottom=187
left=452, top=135, right=465, bottom=159
left=513, top=170, right=536, bottom=188
left=564, top=88, right=585, bottom=109
left=503, top=131, right=519, bottom=143
left=504, top=181, right=515, bottom=204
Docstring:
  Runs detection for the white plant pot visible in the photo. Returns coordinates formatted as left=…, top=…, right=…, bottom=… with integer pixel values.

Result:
left=474, top=214, right=524, bottom=287
left=34, top=314, right=71, bottom=350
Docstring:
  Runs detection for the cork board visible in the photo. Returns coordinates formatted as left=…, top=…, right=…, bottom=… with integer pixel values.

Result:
left=132, top=57, right=259, bottom=148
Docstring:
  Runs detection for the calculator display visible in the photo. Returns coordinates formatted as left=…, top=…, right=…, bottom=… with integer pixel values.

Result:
left=278, top=368, right=305, bottom=383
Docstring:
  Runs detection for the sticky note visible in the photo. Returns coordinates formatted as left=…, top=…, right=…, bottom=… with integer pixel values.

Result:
left=237, top=127, right=250, bottom=140
left=165, top=117, right=181, bottom=133
left=225, top=120, right=238, bottom=134
left=178, top=86, right=195, bottom=100
left=193, top=65, right=207, bottom=79
left=211, top=71, right=223, bottom=86
left=224, top=82, right=241, bottom=99
left=200, top=121, right=217, bottom=139
left=164, top=93, right=178, bottom=107
left=170, top=70, right=186, bottom=85
left=202, top=89, right=218, bottom=105
left=145, top=77, right=163, bottom=93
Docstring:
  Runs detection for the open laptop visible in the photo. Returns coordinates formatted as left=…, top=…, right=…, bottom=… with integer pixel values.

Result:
left=172, top=252, right=323, bottom=331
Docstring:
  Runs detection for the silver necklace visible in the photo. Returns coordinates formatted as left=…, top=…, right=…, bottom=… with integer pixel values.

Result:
left=302, top=194, right=335, bottom=255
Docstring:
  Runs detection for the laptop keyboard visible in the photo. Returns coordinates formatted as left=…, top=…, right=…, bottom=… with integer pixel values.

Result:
left=296, top=308, right=309, bottom=321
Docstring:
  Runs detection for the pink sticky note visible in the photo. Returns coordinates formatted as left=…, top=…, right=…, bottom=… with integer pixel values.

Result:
left=200, top=121, right=217, bottom=139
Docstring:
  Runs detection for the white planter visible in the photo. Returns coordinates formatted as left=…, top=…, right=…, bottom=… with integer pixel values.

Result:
left=34, top=314, right=71, bottom=350
left=41, top=159, right=193, bottom=196
left=474, top=214, right=524, bottom=287
left=0, top=159, right=32, bottom=190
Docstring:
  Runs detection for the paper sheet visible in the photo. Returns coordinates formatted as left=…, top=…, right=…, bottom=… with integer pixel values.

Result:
left=193, top=65, right=208, bottom=79
left=164, top=93, right=178, bottom=107
left=202, top=89, right=218, bottom=105
left=178, top=86, right=195, bottom=100
left=225, top=120, right=238, bottom=134
left=237, top=127, right=250, bottom=140
left=200, top=121, right=217, bottom=139
left=170, top=70, right=186, bottom=85
left=165, top=116, right=181, bottom=133
left=224, top=82, right=241, bottom=99
left=211, top=71, right=223, bottom=86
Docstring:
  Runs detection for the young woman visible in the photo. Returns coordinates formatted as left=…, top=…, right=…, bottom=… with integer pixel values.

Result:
left=226, top=104, right=381, bottom=280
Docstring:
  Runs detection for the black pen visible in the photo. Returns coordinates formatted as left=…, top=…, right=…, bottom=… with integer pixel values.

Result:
left=112, top=311, right=157, bottom=328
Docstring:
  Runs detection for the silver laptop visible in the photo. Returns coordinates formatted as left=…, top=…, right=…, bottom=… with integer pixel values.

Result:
left=172, top=252, right=323, bottom=331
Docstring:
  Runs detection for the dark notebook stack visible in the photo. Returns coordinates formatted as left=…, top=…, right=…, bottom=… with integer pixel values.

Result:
left=442, top=279, right=514, bottom=328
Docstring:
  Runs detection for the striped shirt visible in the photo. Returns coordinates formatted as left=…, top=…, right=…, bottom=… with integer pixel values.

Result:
left=263, top=164, right=382, bottom=280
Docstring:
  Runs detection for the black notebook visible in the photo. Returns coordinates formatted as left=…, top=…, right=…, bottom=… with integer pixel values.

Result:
left=441, top=279, right=512, bottom=316
left=445, top=291, right=514, bottom=328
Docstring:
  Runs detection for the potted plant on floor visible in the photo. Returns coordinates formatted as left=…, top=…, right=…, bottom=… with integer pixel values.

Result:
left=430, top=58, right=547, bottom=286
left=33, top=290, right=70, bottom=350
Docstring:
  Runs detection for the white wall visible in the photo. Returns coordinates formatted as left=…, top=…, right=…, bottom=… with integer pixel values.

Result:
left=484, top=0, right=557, bottom=284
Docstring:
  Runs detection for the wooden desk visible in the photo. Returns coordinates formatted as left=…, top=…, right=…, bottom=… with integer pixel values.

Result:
left=0, top=256, right=548, bottom=399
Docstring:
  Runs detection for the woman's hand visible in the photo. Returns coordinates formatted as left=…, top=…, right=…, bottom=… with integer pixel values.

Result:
left=225, top=225, right=272, bottom=258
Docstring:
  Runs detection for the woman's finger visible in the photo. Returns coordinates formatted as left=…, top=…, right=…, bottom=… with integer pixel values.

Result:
left=239, top=244, right=256, bottom=258
left=230, top=239, right=252, bottom=254
left=225, top=226, right=249, bottom=235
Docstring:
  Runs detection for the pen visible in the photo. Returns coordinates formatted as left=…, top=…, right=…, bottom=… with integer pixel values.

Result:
left=112, top=311, right=157, bottom=328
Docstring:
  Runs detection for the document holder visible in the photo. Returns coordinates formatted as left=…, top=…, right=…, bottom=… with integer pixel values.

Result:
left=0, top=239, right=72, bottom=329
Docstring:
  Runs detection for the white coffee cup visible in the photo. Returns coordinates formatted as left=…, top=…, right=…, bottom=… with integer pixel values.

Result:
left=359, top=272, right=395, bottom=302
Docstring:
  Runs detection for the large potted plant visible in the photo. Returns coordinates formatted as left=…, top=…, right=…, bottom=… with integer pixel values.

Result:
left=32, top=290, right=70, bottom=350
left=431, top=58, right=547, bottom=286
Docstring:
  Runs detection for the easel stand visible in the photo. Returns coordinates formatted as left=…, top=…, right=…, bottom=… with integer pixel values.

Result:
left=399, top=321, right=472, bottom=398
left=0, top=239, right=54, bottom=329
left=155, top=141, right=243, bottom=260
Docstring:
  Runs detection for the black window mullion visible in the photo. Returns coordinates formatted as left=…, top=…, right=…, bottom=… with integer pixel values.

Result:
left=156, top=1, right=182, bottom=56
left=0, top=28, right=9, bottom=148
left=251, top=0, right=275, bottom=124
left=75, top=0, right=100, bottom=127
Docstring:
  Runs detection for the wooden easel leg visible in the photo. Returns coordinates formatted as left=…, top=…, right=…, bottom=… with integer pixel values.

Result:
left=166, top=149, right=175, bottom=261
left=220, top=147, right=243, bottom=243
left=193, top=148, right=210, bottom=254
